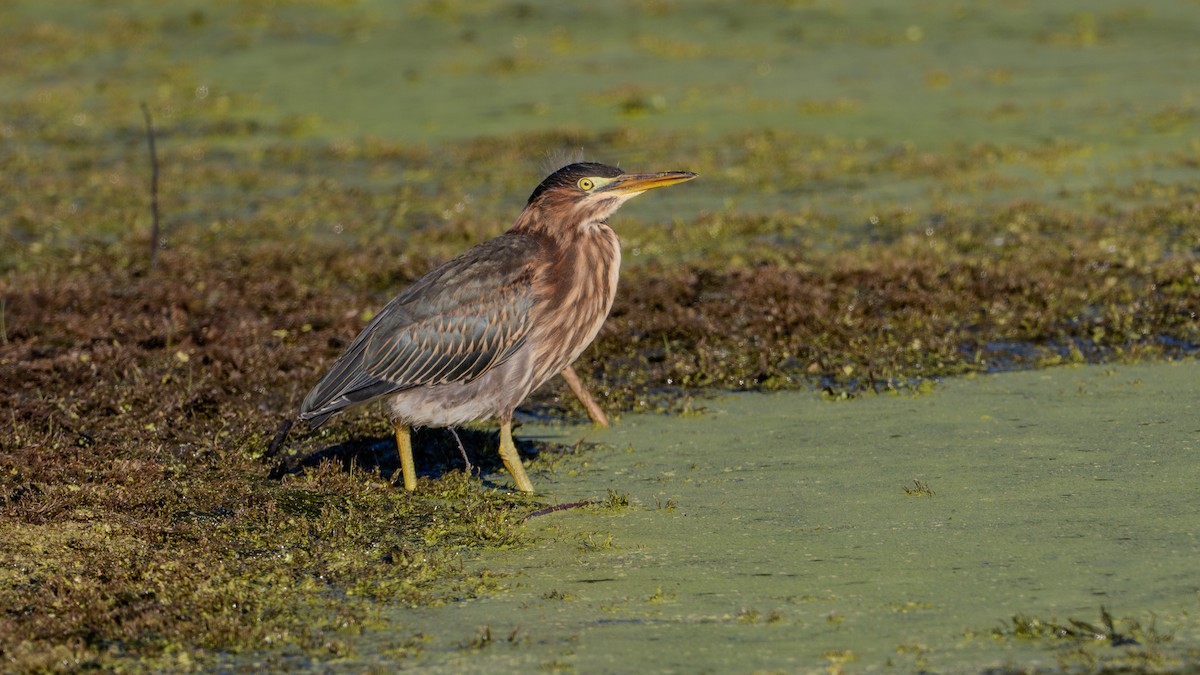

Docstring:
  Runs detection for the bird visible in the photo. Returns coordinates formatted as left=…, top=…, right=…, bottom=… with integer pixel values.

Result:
left=298, top=162, right=696, bottom=492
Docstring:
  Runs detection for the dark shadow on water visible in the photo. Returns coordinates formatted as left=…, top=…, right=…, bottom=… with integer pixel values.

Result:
left=962, top=334, right=1199, bottom=375
left=268, top=426, right=542, bottom=489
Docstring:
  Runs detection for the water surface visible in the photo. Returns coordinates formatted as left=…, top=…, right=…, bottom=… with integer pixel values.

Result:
left=359, top=361, right=1199, bottom=672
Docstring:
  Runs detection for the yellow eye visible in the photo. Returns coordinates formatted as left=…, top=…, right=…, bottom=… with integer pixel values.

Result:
left=577, top=178, right=595, bottom=190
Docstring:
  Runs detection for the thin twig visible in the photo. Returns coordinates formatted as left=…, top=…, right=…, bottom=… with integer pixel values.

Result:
left=139, top=102, right=161, bottom=268
left=0, top=297, right=7, bottom=346
left=522, top=500, right=596, bottom=522
left=448, top=427, right=473, bottom=474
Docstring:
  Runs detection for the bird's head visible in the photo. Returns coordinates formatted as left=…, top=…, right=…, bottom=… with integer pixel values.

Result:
left=518, top=162, right=696, bottom=237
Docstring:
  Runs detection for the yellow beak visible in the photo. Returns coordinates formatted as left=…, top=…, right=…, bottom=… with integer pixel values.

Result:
left=600, top=171, right=697, bottom=196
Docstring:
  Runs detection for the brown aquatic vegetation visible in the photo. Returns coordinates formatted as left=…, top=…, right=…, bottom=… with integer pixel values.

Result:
left=902, top=480, right=933, bottom=497
left=0, top=251, right=535, bottom=668
left=987, top=607, right=1177, bottom=673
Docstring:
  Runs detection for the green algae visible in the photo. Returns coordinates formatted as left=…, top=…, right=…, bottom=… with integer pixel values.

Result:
left=4, top=0, right=1200, bottom=225
left=347, top=361, right=1200, bottom=672
left=8, top=0, right=1198, bottom=156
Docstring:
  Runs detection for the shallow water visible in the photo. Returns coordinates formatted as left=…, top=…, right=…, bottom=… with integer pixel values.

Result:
left=345, top=360, right=1200, bottom=672
left=5, top=0, right=1199, bottom=220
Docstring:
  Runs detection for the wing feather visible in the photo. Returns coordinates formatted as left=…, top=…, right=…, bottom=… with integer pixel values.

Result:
left=299, top=234, right=542, bottom=429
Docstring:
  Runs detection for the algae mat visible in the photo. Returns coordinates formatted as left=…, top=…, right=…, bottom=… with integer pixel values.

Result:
left=355, top=361, right=1200, bottom=672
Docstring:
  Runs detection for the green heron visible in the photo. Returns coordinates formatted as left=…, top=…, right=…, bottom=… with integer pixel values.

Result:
left=299, top=162, right=696, bottom=492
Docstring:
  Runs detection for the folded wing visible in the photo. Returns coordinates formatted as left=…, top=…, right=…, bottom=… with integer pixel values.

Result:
left=299, top=235, right=540, bottom=429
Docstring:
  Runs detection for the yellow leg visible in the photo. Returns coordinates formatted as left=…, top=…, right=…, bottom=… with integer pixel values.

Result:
left=393, top=421, right=417, bottom=491
left=498, top=420, right=534, bottom=493
left=560, top=365, right=609, bottom=428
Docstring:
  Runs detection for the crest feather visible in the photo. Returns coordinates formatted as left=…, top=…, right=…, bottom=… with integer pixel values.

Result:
left=540, top=148, right=587, bottom=176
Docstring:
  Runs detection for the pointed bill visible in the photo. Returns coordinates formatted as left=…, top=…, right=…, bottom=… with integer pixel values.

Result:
left=600, top=171, right=697, bottom=196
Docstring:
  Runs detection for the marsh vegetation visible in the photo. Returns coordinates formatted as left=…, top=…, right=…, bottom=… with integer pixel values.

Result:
left=1, top=0, right=1197, bottom=670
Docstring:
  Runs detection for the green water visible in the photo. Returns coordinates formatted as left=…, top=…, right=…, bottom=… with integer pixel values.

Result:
left=17, top=0, right=1189, bottom=148
left=4, top=0, right=1199, bottom=220
left=351, top=361, right=1199, bottom=672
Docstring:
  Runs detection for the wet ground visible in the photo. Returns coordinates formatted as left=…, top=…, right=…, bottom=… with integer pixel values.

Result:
left=1, top=0, right=1198, bottom=671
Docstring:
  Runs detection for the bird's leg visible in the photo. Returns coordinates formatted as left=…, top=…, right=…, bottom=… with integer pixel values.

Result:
left=560, top=365, right=609, bottom=428
left=393, top=421, right=417, bottom=491
left=498, top=419, right=534, bottom=493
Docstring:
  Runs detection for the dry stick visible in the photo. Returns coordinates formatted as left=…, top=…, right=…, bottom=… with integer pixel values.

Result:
left=522, top=500, right=595, bottom=522
left=139, top=102, right=161, bottom=268
left=448, top=427, right=473, bottom=474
